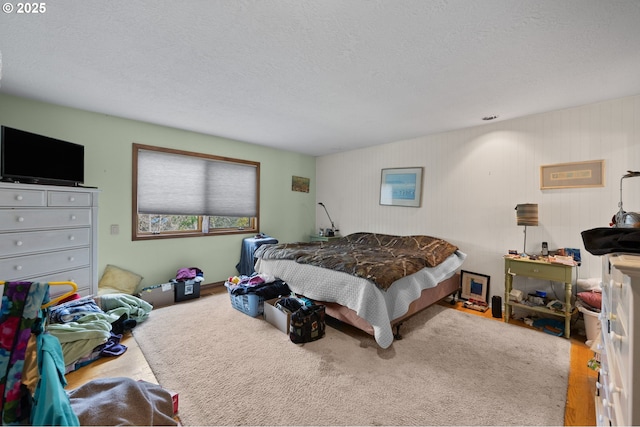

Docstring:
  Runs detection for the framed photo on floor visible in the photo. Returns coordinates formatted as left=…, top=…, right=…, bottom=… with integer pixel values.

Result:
left=459, top=270, right=490, bottom=304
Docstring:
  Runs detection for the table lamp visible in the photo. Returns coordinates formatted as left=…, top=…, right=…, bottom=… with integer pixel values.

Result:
left=515, top=203, right=538, bottom=255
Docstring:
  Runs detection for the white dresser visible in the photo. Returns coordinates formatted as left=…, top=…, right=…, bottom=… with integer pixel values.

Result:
left=0, top=182, right=99, bottom=298
left=596, top=253, right=640, bottom=426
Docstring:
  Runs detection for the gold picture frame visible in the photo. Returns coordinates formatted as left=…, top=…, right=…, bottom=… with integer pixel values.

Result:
left=540, top=160, right=605, bottom=190
left=291, top=176, right=310, bottom=193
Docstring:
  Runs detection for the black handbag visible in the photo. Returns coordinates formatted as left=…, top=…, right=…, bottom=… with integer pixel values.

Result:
left=289, top=304, right=326, bottom=344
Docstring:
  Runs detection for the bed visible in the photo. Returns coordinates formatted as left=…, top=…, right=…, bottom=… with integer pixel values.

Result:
left=254, top=232, right=466, bottom=348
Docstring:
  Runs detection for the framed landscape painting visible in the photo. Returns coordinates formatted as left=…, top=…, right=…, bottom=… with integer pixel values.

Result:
left=379, top=167, right=423, bottom=207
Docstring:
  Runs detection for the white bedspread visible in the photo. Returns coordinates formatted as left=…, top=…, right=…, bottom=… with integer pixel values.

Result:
left=255, top=250, right=466, bottom=348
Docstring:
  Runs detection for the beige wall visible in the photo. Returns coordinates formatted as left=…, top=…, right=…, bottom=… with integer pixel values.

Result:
left=317, top=94, right=640, bottom=300
left=0, top=94, right=317, bottom=286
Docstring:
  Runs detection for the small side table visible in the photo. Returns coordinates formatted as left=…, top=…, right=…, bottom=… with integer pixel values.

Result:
left=504, top=256, right=575, bottom=338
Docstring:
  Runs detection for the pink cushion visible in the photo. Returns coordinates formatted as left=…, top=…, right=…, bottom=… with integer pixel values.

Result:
left=578, top=291, right=602, bottom=309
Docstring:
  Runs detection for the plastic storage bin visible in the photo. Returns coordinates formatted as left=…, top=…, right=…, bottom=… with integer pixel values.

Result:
left=227, top=285, right=264, bottom=317
left=578, top=306, right=601, bottom=345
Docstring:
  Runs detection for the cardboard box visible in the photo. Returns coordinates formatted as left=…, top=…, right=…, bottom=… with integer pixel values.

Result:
left=138, top=283, right=175, bottom=307
left=264, top=298, right=292, bottom=334
left=174, top=280, right=201, bottom=302
left=168, top=389, right=179, bottom=415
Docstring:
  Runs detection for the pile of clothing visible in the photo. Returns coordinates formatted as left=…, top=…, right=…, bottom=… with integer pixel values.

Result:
left=46, top=294, right=153, bottom=373
left=226, top=273, right=291, bottom=300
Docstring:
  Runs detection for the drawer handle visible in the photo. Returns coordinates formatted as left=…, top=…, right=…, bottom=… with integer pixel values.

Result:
left=15, top=195, right=23, bottom=201
left=68, top=256, right=75, bottom=262
left=608, top=383, right=621, bottom=394
left=70, top=215, right=77, bottom=221
left=609, top=331, right=623, bottom=343
left=69, top=235, right=75, bottom=241
left=596, top=381, right=603, bottom=390
left=17, top=216, right=24, bottom=223
left=69, top=196, right=75, bottom=202
left=15, top=240, right=23, bottom=246
left=14, top=265, right=22, bottom=271
left=532, top=269, right=539, bottom=273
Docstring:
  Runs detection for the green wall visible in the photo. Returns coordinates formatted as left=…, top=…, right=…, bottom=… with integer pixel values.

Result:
left=0, top=94, right=316, bottom=286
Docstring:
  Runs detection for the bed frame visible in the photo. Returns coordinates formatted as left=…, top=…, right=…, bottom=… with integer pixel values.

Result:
left=317, top=273, right=460, bottom=340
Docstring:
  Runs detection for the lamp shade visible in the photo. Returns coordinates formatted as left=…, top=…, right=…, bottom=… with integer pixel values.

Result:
left=515, top=204, right=538, bottom=226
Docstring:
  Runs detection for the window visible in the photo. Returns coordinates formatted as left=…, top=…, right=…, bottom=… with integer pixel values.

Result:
left=132, top=143, right=260, bottom=240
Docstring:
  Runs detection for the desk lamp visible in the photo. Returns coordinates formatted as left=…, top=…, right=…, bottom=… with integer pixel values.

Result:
left=318, top=202, right=337, bottom=236
left=515, top=203, right=538, bottom=255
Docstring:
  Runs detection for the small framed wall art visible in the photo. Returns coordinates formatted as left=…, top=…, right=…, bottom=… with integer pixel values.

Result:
left=540, top=160, right=605, bottom=190
left=459, top=270, right=490, bottom=304
left=291, top=176, right=310, bottom=193
left=379, top=167, right=423, bottom=207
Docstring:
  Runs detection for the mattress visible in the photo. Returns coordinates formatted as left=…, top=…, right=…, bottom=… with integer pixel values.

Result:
left=255, top=250, right=466, bottom=348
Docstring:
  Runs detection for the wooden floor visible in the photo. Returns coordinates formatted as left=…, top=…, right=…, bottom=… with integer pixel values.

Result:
left=64, top=286, right=597, bottom=426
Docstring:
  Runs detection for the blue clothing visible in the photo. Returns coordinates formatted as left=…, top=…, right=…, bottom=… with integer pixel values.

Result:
left=31, top=333, right=79, bottom=426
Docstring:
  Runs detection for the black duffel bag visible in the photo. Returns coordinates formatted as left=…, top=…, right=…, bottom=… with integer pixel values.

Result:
left=289, top=304, right=326, bottom=344
left=582, top=227, right=640, bottom=255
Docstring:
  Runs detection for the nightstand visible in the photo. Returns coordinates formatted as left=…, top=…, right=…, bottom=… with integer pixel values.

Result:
left=504, top=256, right=575, bottom=338
left=309, top=235, right=341, bottom=242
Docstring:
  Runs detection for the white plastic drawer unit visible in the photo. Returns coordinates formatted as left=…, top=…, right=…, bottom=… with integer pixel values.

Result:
left=0, top=208, right=92, bottom=231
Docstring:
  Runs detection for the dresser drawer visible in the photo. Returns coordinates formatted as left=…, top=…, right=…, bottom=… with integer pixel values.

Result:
left=0, top=188, right=46, bottom=207
left=48, top=191, right=92, bottom=207
left=506, top=259, right=572, bottom=282
left=0, top=248, right=90, bottom=281
left=0, top=208, right=91, bottom=231
left=30, top=267, right=93, bottom=298
left=0, top=228, right=90, bottom=257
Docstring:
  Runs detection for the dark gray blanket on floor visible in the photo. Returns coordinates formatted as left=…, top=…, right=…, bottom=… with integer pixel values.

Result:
left=68, top=377, right=177, bottom=426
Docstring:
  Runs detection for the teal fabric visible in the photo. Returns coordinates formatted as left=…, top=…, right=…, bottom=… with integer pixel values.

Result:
left=98, top=293, right=153, bottom=322
left=31, top=333, right=79, bottom=426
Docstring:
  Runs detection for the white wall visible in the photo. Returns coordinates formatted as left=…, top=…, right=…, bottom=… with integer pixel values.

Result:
left=316, top=95, right=640, bottom=301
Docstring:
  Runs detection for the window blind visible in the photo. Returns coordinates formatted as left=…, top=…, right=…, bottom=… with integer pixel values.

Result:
left=137, top=148, right=258, bottom=217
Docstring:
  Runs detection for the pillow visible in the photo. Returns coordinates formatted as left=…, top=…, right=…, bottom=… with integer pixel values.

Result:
left=98, top=264, right=144, bottom=295
left=578, top=291, right=602, bottom=310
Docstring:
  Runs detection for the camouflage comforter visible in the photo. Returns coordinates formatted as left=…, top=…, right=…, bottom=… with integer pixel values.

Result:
left=254, top=232, right=458, bottom=290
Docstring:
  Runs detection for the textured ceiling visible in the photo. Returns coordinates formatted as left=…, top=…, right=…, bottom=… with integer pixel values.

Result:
left=1, top=0, right=639, bottom=156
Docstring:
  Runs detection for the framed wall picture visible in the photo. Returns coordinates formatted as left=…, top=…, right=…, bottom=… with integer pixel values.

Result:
left=540, top=160, right=605, bottom=190
left=459, top=270, right=490, bottom=304
left=380, top=167, right=423, bottom=207
left=291, top=176, right=310, bottom=193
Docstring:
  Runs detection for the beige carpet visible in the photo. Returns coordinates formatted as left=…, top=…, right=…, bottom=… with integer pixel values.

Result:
left=133, top=292, right=570, bottom=426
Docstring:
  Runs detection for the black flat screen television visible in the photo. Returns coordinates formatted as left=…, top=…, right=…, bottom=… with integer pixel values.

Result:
left=1, top=126, right=84, bottom=187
